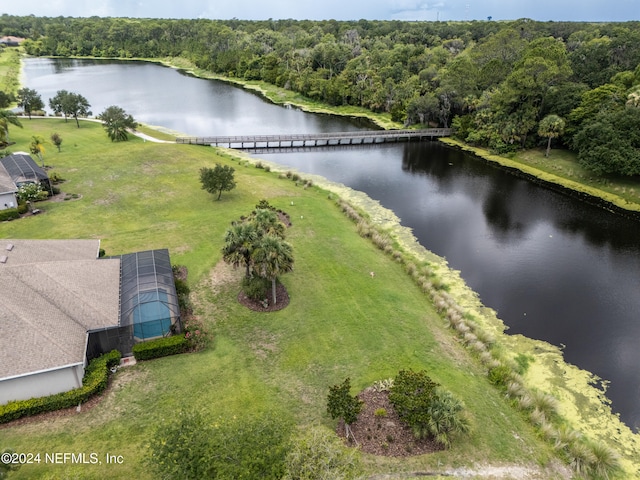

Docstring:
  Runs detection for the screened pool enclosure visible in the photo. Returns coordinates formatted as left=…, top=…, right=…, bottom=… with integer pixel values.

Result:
left=119, top=250, right=180, bottom=340
left=86, top=249, right=181, bottom=359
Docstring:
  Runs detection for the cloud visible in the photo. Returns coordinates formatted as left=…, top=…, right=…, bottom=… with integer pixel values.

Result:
left=1, top=0, right=637, bottom=22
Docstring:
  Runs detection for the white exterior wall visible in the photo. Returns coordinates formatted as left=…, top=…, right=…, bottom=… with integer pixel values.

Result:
left=0, top=191, right=16, bottom=210
left=0, top=364, right=84, bottom=405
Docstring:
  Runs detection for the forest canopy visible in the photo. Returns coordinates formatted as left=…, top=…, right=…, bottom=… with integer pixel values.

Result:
left=2, top=15, right=640, bottom=175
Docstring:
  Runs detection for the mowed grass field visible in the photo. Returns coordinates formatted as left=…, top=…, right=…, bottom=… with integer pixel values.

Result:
left=0, top=119, right=560, bottom=479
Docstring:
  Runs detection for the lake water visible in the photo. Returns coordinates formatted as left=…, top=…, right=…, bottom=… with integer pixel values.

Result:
left=22, top=58, right=640, bottom=432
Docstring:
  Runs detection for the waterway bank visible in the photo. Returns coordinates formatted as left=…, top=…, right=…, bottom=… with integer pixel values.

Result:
left=225, top=147, right=640, bottom=476
left=441, top=138, right=640, bottom=219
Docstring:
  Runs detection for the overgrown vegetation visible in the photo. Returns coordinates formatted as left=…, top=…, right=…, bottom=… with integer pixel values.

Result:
left=149, top=409, right=291, bottom=479
left=0, top=120, right=636, bottom=479
left=3, top=15, right=640, bottom=174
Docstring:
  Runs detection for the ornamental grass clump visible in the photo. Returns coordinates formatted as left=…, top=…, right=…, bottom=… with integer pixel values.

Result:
left=528, top=389, right=559, bottom=420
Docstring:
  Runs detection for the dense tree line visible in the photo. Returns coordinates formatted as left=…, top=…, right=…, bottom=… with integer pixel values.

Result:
left=2, top=14, right=640, bottom=175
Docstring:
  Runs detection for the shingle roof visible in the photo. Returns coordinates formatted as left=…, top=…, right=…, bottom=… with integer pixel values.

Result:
left=0, top=240, right=121, bottom=379
left=0, top=164, right=17, bottom=194
left=0, top=153, right=48, bottom=185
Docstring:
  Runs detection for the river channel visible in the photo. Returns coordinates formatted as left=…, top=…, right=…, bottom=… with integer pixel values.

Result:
left=22, top=58, right=640, bottom=432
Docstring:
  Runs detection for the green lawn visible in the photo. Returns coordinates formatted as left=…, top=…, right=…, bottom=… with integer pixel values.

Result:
left=0, top=47, right=21, bottom=100
left=0, top=119, right=631, bottom=479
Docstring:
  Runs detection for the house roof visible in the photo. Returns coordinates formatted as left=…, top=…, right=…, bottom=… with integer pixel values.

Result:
left=0, top=36, right=25, bottom=45
left=0, top=164, right=17, bottom=195
left=0, top=153, right=48, bottom=185
left=0, top=240, right=121, bottom=380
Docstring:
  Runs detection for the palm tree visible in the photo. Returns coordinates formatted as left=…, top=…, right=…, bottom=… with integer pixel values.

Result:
left=0, top=109, right=22, bottom=147
left=29, top=135, right=46, bottom=167
left=426, top=389, right=470, bottom=448
left=252, top=208, right=285, bottom=238
left=538, top=114, right=566, bottom=157
left=252, top=235, right=294, bottom=305
left=222, top=223, right=258, bottom=278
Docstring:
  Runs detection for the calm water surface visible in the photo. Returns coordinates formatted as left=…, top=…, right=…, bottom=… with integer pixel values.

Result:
left=22, top=58, right=640, bottom=431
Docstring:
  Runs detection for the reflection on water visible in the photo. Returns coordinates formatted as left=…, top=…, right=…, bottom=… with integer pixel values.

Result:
left=258, top=141, right=640, bottom=432
left=22, top=57, right=640, bottom=432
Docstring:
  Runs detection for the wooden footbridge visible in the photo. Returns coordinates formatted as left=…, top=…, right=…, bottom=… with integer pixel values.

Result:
left=175, top=128, right=452, bottom=149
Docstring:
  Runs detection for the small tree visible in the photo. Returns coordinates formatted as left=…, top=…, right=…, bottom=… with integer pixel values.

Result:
left=51, top=132, right=63, bottom=152
left=327, top=378, right=364, bottom=443
left=252, top=235, right=294, bottom=305
left=538, top=114, right=566, bottom=157
left=17, top=87, right=44, bottom=119
left=49, top=91, right=91, bottom=128
left=222, top=222, right=258, bottom=278
left=200, top=164, right=236, bottom=200
left=98, top=105, right=137, bottom=141
left=29, top=135, right=46, bottom=167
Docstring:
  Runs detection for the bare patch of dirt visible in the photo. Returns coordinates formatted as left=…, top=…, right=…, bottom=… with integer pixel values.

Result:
left=248, top=329, right=280, bottom=360
left=338, top=388, right=442, bottom=457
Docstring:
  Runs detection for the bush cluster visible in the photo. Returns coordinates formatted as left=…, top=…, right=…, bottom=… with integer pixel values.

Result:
left=0, top=208, right=20, bottom=221
left=242, top=275, right=270, bottom=301
left=0, top=350, right=121, bottom=424
left=132, top=334, right=189, bottom=361
left=389, top=369, right=469, bottom=448
left=183, top=317, right=208, bottom=351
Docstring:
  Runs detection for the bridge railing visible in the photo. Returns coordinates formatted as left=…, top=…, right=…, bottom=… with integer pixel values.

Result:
left=176, top=128, right=452, bottom=145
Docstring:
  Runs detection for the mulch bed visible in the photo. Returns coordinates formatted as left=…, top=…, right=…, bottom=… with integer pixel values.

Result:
left=237, top=281, right=290, bottom=312
left=337, top=388, right=443, bottom=457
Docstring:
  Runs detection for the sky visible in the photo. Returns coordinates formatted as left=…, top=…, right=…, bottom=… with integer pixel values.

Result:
left=0, top=0, right=638, bottom=23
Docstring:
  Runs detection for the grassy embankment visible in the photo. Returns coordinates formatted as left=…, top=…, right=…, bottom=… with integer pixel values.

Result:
left=440, top=138, right=640, bottom=214
left=2, top=52, right=639, bottom=477
left=1, top=119, right=575, bottom=479
left=0, top=47, right=21, bottom=101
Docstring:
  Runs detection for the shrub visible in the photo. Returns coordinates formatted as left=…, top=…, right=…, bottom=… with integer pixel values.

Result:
left=389, top=369, right=439, bottom=438
left=327, top=378, right=364, bottom=440
left=174, top=277, right=191, bottom=311
left=242, top=275, right=270, bottom=301
left=48, top=171, right=65, bottom=183
left=283, top=425, right=363, bottom=480
left=183, top=317, right=209, bottom=351
left=132, top=335, right=188, bottom=361
left=374, top=408, right=387, bottom=417
left=17, top=203, right=28, bottom=214
left=422, top=388, right=470, bottom=448
left=0, top=208, right=20, bottom=221
left=16, top=183, right=43, bottom=203
left=0, top=350, right=121, bottom=424
left=487, top=364, right=514, bottom=388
